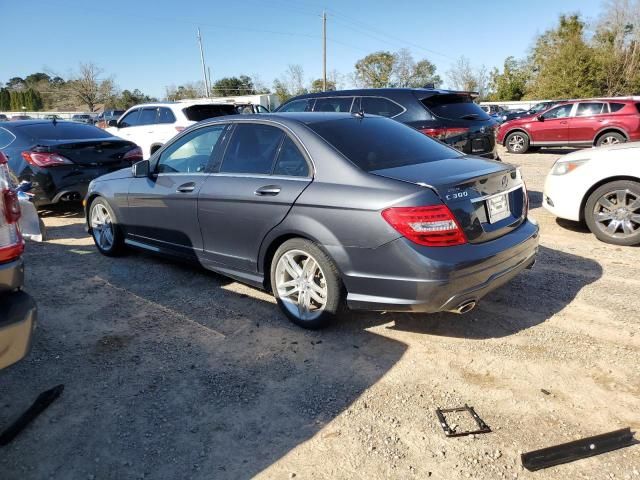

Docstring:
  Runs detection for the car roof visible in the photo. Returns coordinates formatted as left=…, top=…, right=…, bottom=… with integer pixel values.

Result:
left=0, top=119, right=83, bottom=129
left=283, top=87, right=478, bottom=101
left=199, top=112, right=381, bottom=127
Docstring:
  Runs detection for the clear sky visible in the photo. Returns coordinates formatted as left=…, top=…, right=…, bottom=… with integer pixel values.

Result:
left=2, top=0, right=603, bottom=98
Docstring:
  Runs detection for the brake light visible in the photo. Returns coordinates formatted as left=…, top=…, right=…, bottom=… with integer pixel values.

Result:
left=382, top=205, right=467, bottom=247
left=420, top=127, right=470, bottom=141
left=0, top=152, right=24, bottom=262
left=123, top=146, right=143, bottom=162
left=21, top=151, right=73, bottom=168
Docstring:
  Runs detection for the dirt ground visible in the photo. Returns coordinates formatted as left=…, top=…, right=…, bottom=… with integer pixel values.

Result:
left=1, top=146, right=639, bottom=480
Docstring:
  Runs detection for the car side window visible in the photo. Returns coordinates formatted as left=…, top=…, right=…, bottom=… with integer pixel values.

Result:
left=576, top=102, right=605, bottom=116
left=0, top=128, right=15, bottom=148
left=138, top=108, right=158, bottom=125
left=609, top=103, right=625, bottom=113
left=542, top=105, right=572, bottom=119
left=278, top=99, right=314, bottom=112
left=119, top=109, right=140, bottom=128
left=158, top=107, right=176, bottom=124
left=273, top=136, right=309, bottom=177
left=220, top=124, right=284, bottom=175
left=360, top=97, right=404, bottom=117
left=313, top=97, right=353, bottom=112
left=157, top=125, right=227, bottom=174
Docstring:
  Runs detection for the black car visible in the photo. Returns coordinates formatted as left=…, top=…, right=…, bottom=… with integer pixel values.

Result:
left=499, top=102, right=563, bottom=123
left=0, top=121, right=141, bottom=207
left=276, top=88, right=499, bottom=160
left=0, top=151, right=36, bottom=369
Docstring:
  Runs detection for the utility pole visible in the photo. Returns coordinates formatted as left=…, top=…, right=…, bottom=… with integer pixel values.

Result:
left=197, top=27, right=210, bottom=98
left=322, top=10, right=327, bottom=91
left=208, top=67, right=213, bottom=96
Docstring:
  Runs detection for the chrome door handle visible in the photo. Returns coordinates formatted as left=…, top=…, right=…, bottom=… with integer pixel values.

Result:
left=255, top=185, right=281, bottom=196
left=176, top=182, right=196, bottom=193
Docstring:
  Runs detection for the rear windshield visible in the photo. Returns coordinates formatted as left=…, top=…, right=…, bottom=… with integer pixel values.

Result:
left=420, top=94, right=490, bottom=121
left=183, top=104, right=237, bottom=122
left=16, top=123, right=112, bottom=141
left=306, top=116, right=461, bottom=172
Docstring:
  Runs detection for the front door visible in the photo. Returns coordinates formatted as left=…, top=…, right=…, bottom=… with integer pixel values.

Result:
left=198, top=123, right=313, bottom=273
left=126, top=124, right=229, bottom=258
left=533, top=104, right=573, bottom=144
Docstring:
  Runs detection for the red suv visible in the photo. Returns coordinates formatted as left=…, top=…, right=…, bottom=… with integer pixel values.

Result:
left=497, top=99, right=640, bottom=153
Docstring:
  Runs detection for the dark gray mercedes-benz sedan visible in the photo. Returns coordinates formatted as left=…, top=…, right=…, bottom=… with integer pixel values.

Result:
left=85, top=112, right=538, bottom=328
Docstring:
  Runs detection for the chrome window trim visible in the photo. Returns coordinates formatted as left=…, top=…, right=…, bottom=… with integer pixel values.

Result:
left=0, top=127, right=16, bottom=149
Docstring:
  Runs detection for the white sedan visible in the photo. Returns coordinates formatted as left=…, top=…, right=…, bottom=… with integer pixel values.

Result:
left=543, top=142, right=640, bottom=246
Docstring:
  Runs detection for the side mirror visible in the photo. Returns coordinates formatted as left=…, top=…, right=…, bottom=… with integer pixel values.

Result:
left=107, top=119, right=118, bottom=127
left=132, top=159, right=150, bottom=178
left=536, top=115, right=544, bottom=122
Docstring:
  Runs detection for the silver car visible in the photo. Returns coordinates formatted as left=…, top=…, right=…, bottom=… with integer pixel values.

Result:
left=85, top=113, right=538, bottom=329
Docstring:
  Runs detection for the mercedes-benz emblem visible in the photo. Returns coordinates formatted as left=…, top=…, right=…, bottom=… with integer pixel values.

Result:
left=501, top=176, right=508, bottom=188
left=480, top=127, right=486, bottom=134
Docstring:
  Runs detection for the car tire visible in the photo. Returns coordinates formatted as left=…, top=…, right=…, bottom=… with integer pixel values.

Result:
left=505, top=132, right=530, bottom=154
left=89, top=197, right=125, bottom=256
left=596, top=132, right=626, bottom=147
left=584, top=180, right=640, bottom=246
left=270, top=238, right=345, bottom=329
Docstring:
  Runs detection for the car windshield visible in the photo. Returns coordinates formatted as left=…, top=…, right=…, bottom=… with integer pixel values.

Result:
left=306, top=116, right=461, bottom=172
left=16, top=123, right=112, bottom=141
left=420, top=94, right=490, bottom=121
left=183, top=104, right=237, bottom=121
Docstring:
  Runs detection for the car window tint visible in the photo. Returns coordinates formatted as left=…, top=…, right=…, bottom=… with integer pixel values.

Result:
left=120, top=110, right=140, bottom=127
left=421, top=94, right=490, bottom=120
left=576, top=102, right=605, bottom=116
left=307, top=116, right=460, bottom=172
left=313, top=97, right=353, bottom=112
left=183, top=104, right=236, bottom=122
left=157, top=125, right=227, bottom=174
left=542, top=104, right=572, bottom=119
left=278, top=99, right=314, bottom=112
left=273, top=136, right=309, bottom=177
left=138, top=108, right=158, bottom=125
left=16, top=123, right=111, bottom=141
left=221, top=124, right=284, bottom=174
left=361, top=97, right=403, bottom=117
left=158, top=107, right=176, bottom=124
left=0, top=128, right=15, bottom=148
left=609, top=103, right=626, bottom=113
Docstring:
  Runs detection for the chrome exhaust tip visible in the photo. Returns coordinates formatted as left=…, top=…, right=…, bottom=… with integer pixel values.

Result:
left=448, top=300, right=477, bottom=315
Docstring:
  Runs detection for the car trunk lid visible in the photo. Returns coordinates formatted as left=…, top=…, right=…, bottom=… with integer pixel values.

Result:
left=34, top=139, right=138, bottom=166
left=372, top=156, right=528, bottom=243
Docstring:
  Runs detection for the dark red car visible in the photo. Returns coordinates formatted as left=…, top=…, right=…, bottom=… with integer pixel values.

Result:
left=497, top=99, right=640, bottom=153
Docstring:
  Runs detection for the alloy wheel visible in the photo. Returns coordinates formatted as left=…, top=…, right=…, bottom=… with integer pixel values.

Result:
left=91, top=203, right=115, bottom=251
left=508, top=134, right=525, bottom=152
left=593, top=189, right=640, bottom=238
left=601, top=135, right=621, bottom=146
left=275, top=249, right=328, bottom=321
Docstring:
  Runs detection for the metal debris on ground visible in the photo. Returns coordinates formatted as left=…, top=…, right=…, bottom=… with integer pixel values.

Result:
left=521, top=427, right=636, bottom=471
left=435, top=404, right=491, bottom=437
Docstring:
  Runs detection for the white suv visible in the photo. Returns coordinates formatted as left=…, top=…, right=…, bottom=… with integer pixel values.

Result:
left=106, top=101, right=237, bottom=159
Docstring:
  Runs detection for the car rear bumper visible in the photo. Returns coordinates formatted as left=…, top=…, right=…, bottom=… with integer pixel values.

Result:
left=0, top=257, right=25, bottom=293
left=329, top=219, right=539, bottom=313
left=0, top=290, right=37, bottom=369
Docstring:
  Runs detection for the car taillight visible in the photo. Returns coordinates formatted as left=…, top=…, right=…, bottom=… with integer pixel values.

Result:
left=0, top=152, right=24, bottom=262
left=21, top=151, right=73, bottom=167
left=420, top=127, right=470, bottom=141
left=382, top=205, right=467, bottom=247
left=123, top=146, right=143, bottom=162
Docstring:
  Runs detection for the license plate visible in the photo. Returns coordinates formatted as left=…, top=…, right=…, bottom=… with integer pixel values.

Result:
left=486, top=193, right=510, bottom=223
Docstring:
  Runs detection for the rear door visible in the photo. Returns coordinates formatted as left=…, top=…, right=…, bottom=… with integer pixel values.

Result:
left=198, top=122, right=312, bottom=273
left=534, top=104, right=573, bottom=143
left=568, top=102, right=607, bottom=144
left=126, top=123, right=229, bottom=258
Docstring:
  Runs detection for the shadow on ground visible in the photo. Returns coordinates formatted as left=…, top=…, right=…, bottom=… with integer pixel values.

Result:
left=0, top=216, right=602, bottom=479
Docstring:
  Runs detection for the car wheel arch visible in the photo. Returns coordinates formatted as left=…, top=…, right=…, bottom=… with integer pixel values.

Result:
left=593, top=128, right=629, bottom=146
left=579, top=175, right=640, bottom=221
